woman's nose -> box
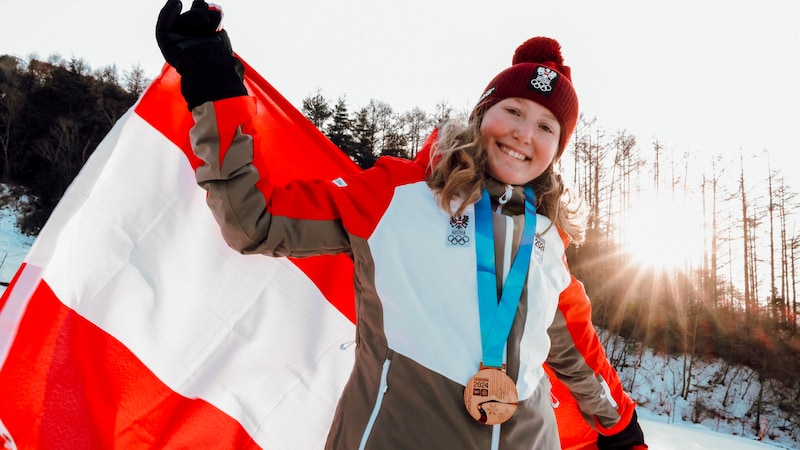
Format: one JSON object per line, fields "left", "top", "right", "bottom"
{"left": 513, "top": 122, "right": 535, "bottom": 144}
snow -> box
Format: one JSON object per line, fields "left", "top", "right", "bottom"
{"left": 639, "top": 413, "right": 788, "bottom": 449}
{"left": 0, "top": 185, "right": 796, "bottom": 449}
{"left": 0, "top": 188, "right": 35, "bottom": 292}
{"left": 601, "top": 331, "right": 799, "bottom": 449}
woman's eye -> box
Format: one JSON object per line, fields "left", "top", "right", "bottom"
{"left": 540, "top": 124, "right": 553, "bottom": 133}
{"left": 505, "top": 108, "right": 520, "bottom": 116}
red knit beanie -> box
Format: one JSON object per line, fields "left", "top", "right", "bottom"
{"left": 472, "top": 36, "right": 579, "bottom": 158}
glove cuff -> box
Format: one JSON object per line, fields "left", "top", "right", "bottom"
{"left": 596, "top": 410, "right": 647, "bottom": 450}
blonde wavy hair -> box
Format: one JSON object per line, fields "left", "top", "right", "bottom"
{"left": 425, "top": 115, "right": 586, "bottom": 245}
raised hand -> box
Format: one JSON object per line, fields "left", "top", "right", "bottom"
{"left": 155, "top": 0, "right": 246, "bottom": 109}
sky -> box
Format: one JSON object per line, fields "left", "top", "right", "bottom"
{"left": 3, "top": 0, "right": 799, "bottom": 175}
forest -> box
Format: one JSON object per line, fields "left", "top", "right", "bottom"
{"left": 0, "top": 54, "right": 147, "bottom": 234}
{"left": 2, "top": 53, "right": 799, "bottom": 431}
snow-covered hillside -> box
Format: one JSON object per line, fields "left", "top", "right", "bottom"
{"left": 0, "top": 187, "right": 35, "bottom": 292}
{"left": 601, "top": 330, "right": 798, "bottom": 448}
{"left": 0, "top": 191, "right": 796, "bottom": 449}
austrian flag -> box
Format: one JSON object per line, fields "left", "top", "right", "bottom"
{"left": 0, "top": 60, "right": 360, "bottom": 449}
{"left": 0, "top": 58, "right": 602, "bottom": 450}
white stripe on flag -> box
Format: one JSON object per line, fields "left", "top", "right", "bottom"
{"left": 26, "top": 109, "right": 355, "bottom": 448}
{"left": 0, "top": 264, "right": 41, "bottom": 368}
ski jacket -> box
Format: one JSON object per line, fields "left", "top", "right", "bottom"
{"left": 189, "top": 96, "right": 636, "bottom": 449}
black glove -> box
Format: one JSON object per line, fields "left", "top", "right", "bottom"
{"left": 596, "top": 410, "right": 648, "bottom": 450}
{"left": 155, "top": 0, "right": 247, "bottom": 109}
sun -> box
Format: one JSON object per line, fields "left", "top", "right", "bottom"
{"left": 618, "top": 192, "right": 707, "bottom": 270}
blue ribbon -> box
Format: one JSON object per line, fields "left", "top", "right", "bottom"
{"left": 474, "top": 186, "right": 536, "bottom": 368}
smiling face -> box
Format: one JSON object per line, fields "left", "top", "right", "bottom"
{"left": 479, "top": 98, "right": 561, "bottom": 186}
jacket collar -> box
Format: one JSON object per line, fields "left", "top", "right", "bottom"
{"left": 485, "top": 177, "right": 526, "bottom": 216}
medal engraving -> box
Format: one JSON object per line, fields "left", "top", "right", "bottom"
{"left": 464, "top": 367, "right": 518, "bottom": 425}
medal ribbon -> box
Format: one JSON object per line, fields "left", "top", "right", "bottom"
{"left": 475, "top": 186, "right": 536, "bottom": 369}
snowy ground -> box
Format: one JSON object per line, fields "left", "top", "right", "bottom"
{"left": 0, "top": 190, "right": 796, "bottom": 449}
{"left": 601, "top": 330, "right": 799, "bottom": 449}
{"left": 0, "top": 199, "right": 35, "bottom": 291}
{"left": 638, "top": 412, "right": 790, "bottom": 449}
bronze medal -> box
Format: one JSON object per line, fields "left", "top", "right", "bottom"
{"left": 463, "top": 365, "right": 518, "bottom": 425}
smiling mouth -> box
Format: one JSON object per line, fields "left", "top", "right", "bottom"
{"left": 499, "top": 144, "right": 529, "bottom": 161}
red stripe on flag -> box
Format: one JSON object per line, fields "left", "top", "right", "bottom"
{"left": 135, "top": 62, "right": 360, "bottom": 184}
{"left": 134, "top": 62, "right": 360, "bottom": 324}
{"left": 0, "top": 280, "right": 261, "bottom": 449}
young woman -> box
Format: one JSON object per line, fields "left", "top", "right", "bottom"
{"left": 156, "top": 1, "right": 648, "bottom": 448}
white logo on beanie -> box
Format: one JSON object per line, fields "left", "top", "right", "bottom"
{"left": 477, "top": 86, "right": 496, "bottom": 103}
{"left": 530, "top": 67, "right": 557, "bottom": 93}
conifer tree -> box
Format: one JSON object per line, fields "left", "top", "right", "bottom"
{"left": 301, "top": 88, "right": 332, "bottom": 129}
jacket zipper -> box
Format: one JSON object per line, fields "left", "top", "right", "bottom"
{"left": 489, "top": 215, "right": 514, "bottom": 450}
{"left": 358, "top": 359, "right": 391, "bottom": 450}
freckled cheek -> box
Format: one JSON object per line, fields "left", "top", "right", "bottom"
{"left": 534, "top": 136, "right": 559, "bottom": 160}
{"left": 478, "top": 117, "right": 506, "bottom": 140}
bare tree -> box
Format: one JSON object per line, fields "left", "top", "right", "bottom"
{"left": 400, "top": 107, "right": 432, "bottom": 158}
{"left": 95, "top": 64, "right": 119, "bottom": 85}
{"left": 607, "top": 129, "right": 639, "bottom": 246}
{"left": 652, "top": 139, "right": 663, "bottom": 193}
{"left": 766, "top": 157, "right": 780, "bottom": 321}
{"left": 124, "top": 64, "right": 150, "bottom": 98}
{"left": 703, "top": 157, "right": 725, "bottom": 309}
{"left": 361, "top": 99, "right": 395, "bottom": 157}
{"left": 792, "top": 233, "right": 800, "bottom": 333}
{"left": 0, "top": 56, "right": 23, "bottom": 180}
{"left": 35, "top": 117, "right": 95, "bottom": 193}
{"left": 739, "top": 155, "right": 756, "bottom": 320}
{"left": 67, "top": 56, "right": 90, "bottom": 76}
{"left": 575, "top": 120, "right": 610, "bottom": 234}
{"left": 776, "top": 176, "right": 798, "bottom": 328}
{"left": 430, "top": 101, "right": 453, "bottom": 126}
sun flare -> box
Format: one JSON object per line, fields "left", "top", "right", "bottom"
{"left": 618, "top": 192, "right": 707, "bottom": 270}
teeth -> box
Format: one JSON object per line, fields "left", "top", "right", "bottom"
{"left": 500, "top": 144, "right": 528, "bottom": 161}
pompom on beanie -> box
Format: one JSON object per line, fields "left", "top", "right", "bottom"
{"left": 472, "top": 36, "right": 579, "bottom": 158}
